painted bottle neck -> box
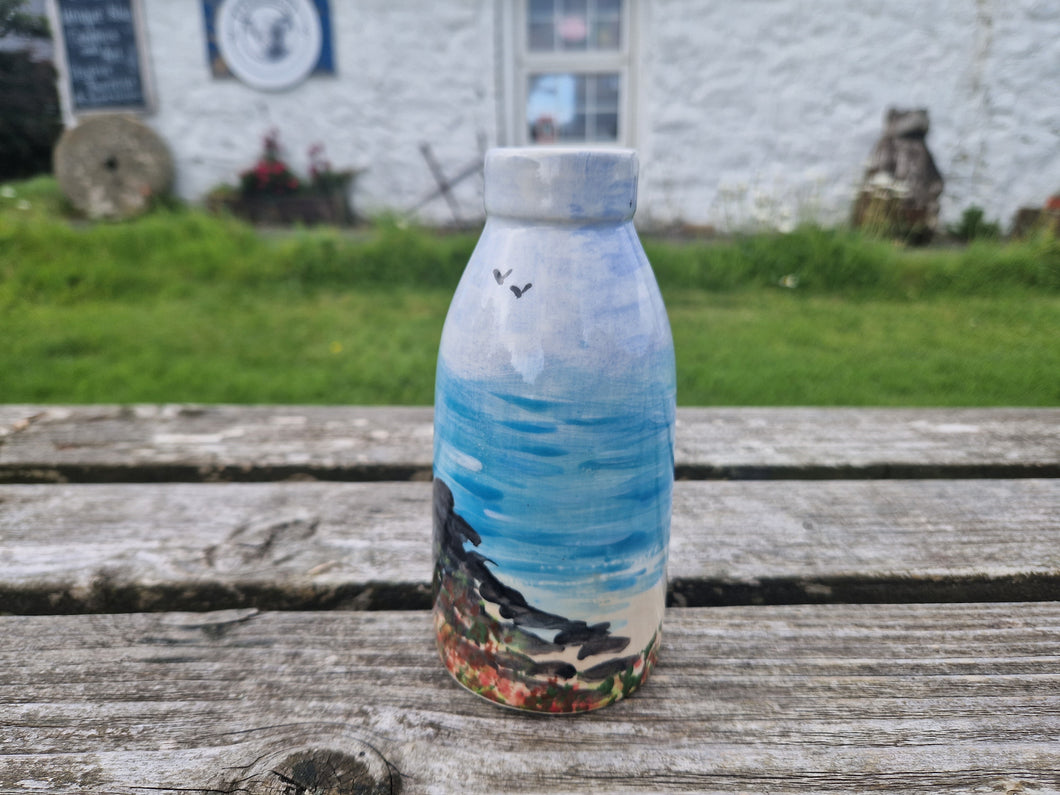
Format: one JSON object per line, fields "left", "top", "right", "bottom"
{"left": 483, "top": 147, "right": 638, "bottom": 223}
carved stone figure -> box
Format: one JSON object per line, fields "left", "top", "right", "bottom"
{"left": 852, "top": 108, "right": 944, "bottom": 243}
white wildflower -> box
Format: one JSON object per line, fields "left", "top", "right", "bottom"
{"left": 775, "top": 209, "right": 796, "bottom": 234}
{"left": 779, "top": 274, "right": 799, "bottom": 289}
{"left": 0, "top": 186, "right": 15, "bottom": 199}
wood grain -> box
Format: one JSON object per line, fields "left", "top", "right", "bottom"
{"left": 2, "top": 405, "right": 1057, "bottom": 483}
{"left": 2, "top": 604, "right": 1058, "bottom": 793}
{"left": 2, "top": 405, "right": 1058, "bottom": 792}
{"left": 2, "top": 478, "right": 1058, "bottom": 613}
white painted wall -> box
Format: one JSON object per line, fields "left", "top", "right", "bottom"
{"left": 637, "top": 0, "right": 1060, "bottom": 232}
{"left": 69, "top": 0, "right": 500, "bottom": 225}
{"left": 51, "top": 0, "right": 1059, "bottom": 230}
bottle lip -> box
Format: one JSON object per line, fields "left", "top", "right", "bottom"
{"left": 483, "top": 146, "right": 638, "bottom": 222}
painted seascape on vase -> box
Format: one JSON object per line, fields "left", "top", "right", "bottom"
{"left": 433, "top": 148, "right": 675, "bottom": 712}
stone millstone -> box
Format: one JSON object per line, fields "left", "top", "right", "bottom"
{"left": 54, "top": 114, "right": 174, "bottom": 220}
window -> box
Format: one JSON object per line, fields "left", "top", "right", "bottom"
{"left": 505, "top": 0, "right": 635, "bottom": 146}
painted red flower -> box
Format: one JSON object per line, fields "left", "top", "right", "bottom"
{"left": 496, "top": 676, "right": 515, "bottom": 700}
{"left": 477, "top": 666, "right": 499, "bottom": 689}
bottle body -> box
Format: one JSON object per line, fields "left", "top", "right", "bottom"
{"left": 433, "top": 148, "right": 675, "bottom": 712}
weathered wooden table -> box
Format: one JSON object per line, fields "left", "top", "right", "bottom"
{"left": 1, "top": 405, "right": 1058, "bottom": 794}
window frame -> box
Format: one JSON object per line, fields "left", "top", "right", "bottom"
{"left": 501, "top": 0, "right": 638, "bottom": 148}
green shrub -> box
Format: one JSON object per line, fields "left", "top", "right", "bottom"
{"left": 275, "top": 220, "right": 475, "bottom": 290}
{"left": 645, "top": 225, "right": 900, "bottom": 294}
{"left": 0, "top": 51, "right": 62, "bottom": 180}
{"left": 949, "top": 206, "right": 1001, "bottom": 242}
{"left": 2, "top": 178, "right": 1057, "bottom": 306}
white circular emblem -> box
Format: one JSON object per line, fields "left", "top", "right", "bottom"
{"left": 217, "top": 0, "right": 323, "bottom": 92}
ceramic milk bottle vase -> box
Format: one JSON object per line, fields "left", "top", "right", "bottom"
{"left": 432, "top": 147, "right": 675, "bottom": 712}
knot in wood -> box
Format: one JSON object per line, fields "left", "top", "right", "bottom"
{"left": 241, "top": 746, "right": 399, "bottom": 794}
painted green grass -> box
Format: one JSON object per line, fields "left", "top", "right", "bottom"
{"left": 2, "top": 177, "right": 1058, "bottom": 406}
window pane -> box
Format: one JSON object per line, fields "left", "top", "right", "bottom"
{"left": 592, "top": 0, "right": 622, "bottom": 49}
{"left": 566, "top": 112, "right": 587, "bottom": 140}
{"left": 528, "top": 21, "right": 554, "bottom": 51}
{"left": 591, "top": 112, "right": 618, "bottom": 141}
{"left": 528, "top": 0, "right": 553, "bottom": 50}
{"left": 593, "top": 20, "right": 620, "bottom": 49}
{"left": 527, "top": 72, "right": 620, "bottom": 143}
{"left": 526, "top": 0, "right": 621, "bottom": 52}
{"left": 558, "top": 1, "right": 589, "bottom": 52}
{"left": 594, "top": 73, "right": 619, "bottom": 109}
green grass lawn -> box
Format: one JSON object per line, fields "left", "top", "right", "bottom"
{"left": 5, "top": 290, "right": 449, "bottom": 404}
{"left": 2, "top": 177, "right": 1058, "bottom": 406}
{"left": 667, "top": 290, "right": 1058, "bottom": 405}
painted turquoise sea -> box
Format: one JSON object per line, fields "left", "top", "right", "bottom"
{"left": 433, "top": 360, "right": 675, "bottom": 632}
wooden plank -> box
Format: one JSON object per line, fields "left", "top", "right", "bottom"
{"left": 2, "top": 479, "right": 1058, "bottom": 613}
{"left": 674, "top": 406, "right": 1060, "bottom": 479}
{"left": 2, "top": 604, "right": 1058, "bottom": 793}
{"left": 0, "top": 405, "right": 436, "bottom": 483}
{"left": 2, "top": 405, "right": 1058, "bottom": 483}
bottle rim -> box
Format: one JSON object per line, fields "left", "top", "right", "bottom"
{"left": 483, "top": 146, "right": 638, "bottom": 222}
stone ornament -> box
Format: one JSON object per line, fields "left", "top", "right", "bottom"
{"left": 53, "top": 114, "right": 173, "bottom": 220}
{"left": 852, "top": 108, "right": 944, "bottom": 242}
{"left": 433, "top": 147, "right": 676, "bottom": 713}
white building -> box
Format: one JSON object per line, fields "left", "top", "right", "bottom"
{"left": 47, "top": 0, "right": 1060, "bottom": 230}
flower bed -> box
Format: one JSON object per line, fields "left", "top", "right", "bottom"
{"left": 214, "top": 192, "right": 352, "bottom": 226}
{"left": 209, "top": 130, "right": 359, "bottom": 226}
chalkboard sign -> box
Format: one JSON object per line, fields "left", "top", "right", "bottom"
{"left": 56, "top": 0, "right": 149, "bottom": 111}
